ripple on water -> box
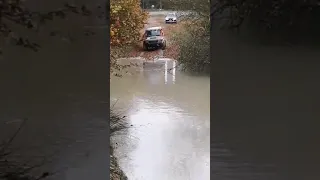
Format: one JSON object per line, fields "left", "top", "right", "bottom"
{"left": 111, "top": 70, "right": 210, "bottom": 180}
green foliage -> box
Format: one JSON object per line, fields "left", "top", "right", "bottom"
{"left": 165, "top": 0, "right": 210, "bottom": 73}
{"left": 163, "top": 0, "right": 210, "bottom": 16}
{"left": 175, "top": 20, "right": 210, "bottom": 73}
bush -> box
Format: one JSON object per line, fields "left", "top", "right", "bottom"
{"left": 164, "top": 0, "right": 210, "bottom": 73}
{"left": 110, "top": 0, "right": 148, "bottom": 76}
{"left": 110, "top": 0, "right": 148, "bottom": 46}
{"left": 175, "top": 20, "right": 210, "bottom": 73}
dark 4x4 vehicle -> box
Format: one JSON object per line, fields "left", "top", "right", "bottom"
{"left": 142, "top": 27, "right": 167, "bottom": 50}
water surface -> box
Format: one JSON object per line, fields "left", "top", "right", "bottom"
{"left": 111, "top": 59, "right": 210, "bottom": 180}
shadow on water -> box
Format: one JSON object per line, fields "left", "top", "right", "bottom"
{"left": 212, "top": 27, "right": 320, "bottom": 179}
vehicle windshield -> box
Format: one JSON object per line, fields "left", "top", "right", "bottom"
{"left": 146, "top": 29, "right": 161, "bottom": 37}
{"left": 167, "top": 13, "right": 175, "bottom": 17}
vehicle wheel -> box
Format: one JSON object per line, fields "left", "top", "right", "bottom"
{"left": 161, "top": 42, "right": 166, "bottom": 50}
{"left": 143, "top": 43, "right": 148, "bottom": 51}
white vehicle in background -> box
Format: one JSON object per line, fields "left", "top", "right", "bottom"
{"left": 165, "top": 12, "right": 177, "bottom": 23}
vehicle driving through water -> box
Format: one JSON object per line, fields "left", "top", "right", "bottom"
{"left": 142, "top": 26, "right": 167, "bottom": 50}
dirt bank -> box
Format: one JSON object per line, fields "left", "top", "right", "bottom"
{"left": 110, "top": 146, "right": 127, "bottom": 180}
{"left": 110, "top": 111, "right": 129, "bottom": 180}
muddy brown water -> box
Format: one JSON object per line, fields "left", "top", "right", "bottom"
{"left": 111, "top": 58, "right": 210, "bottom": 180}
{"left": 111, "top": 45, "right": 320, "bottom": 180}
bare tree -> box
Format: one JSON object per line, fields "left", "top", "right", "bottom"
{"left": 0, "top": 0, "right": 105, "bottom": 54}
{"left": 211, "top": 0, "right": 320, "bottom": 44}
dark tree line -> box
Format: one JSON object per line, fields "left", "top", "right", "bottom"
{"left": 140, "top": 0, "right": 168, "bottom": 9}
{"left": 0, "top": 0, "right": 106, "bottom": 54}
{"left": 211, "top": 0, "right": 320, "bottom": 44}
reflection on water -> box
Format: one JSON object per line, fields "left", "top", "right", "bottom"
{"left": 172, "top": 61, "right": 176, "bottom": 83}
{"left": 122, "top": 99, "right": 209, "bottom": 180}
{"left": 111, "top": 58, "right": 210, "bottom": 180}
{"left": 165, "top": 60, "right": 168, "bottom": 84}
{"left": 112, "top": 51, "right": 320, "bottom": 180}
{"left": 164, "top": 60, "right": 176, "bottom": 84}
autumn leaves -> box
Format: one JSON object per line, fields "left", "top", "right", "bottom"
{"left": 110, "top": 0, "right": 148, "bottom": 46}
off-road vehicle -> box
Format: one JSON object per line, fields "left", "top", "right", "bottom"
{"left": 142, "top": 27, "right": 167, "bottom": 50}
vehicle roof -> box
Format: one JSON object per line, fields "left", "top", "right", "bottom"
{"left": 167, "top": 12, "right": 176, "bottom": 15}
{"left": 146, "top": 27, "right": 162, "bottom": 30}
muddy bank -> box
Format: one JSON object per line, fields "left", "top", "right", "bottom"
{"left": 110, "top": 146, "right": 127, "bottom": 180}
{"left": 110, "top": 112, "right": 128, "bottom": 180}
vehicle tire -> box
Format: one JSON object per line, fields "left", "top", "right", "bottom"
{"left": 161, "top": 42, "right": 166, "bottom": 50}
{"left": 143, "top": 43, "right": 148, "bottom": 51}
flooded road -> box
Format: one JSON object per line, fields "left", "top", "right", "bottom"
{"left": 111, "top": 58, "right": 210, "bottom": 180}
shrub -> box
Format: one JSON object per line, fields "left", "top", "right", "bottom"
{"left": 175, "top": 20, "right": 210, "bottom": 73}
{"left": 110, "top": 0, "right": 148, "bottom": 46}
{"left": 164, "top": 0, "right": 210, "bottom": 73}
{"left": 110, "top": 0, "right": 148, "bottom": 76}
